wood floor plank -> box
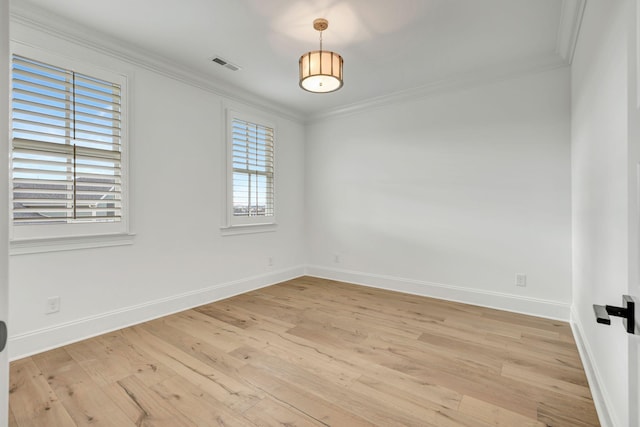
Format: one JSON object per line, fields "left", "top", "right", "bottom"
{"left": 486, "top": 332, "right": 584, "bottom": 369}
{"left": 57, "top": 385, "right": 136, "bottom": 427}
{"left": 64, "top": 338, "right": 138, "bottom": 387}
{"left": 501, "top": 361, "right": 593, "bottom": 400}
{"left": 502, "top": 352, "right": 589, "bottom": 387}
{"left": 242, "top": 396, "right": 325, "bottom": 427}
{"left": 479, "top": 306, "right": 571, "bottom": 329}
{"left": 458, "top": 395, "right": 545, "bottom": 427}
{"left": 235, "top": 346, "right": 461, "bottom": 427}
{"left": 257, "top": 286, "right": 432, "bottom": 339}
{"left": 304, "top": 305, "right": 423, "bottom": 340}
{"left": 353, "top": 335, "right": 542, "bottom": 419}
{"left": 226, "top": 294, "right": 304, "bottom": 325}
{"left": 237, "top": 363, "right": 378, "bottom": 427}
{"left": 249, "top": 320, "right": 465, "bottom": 411}
{"left": 357, "top": 373, "right": 462, "bottom": 412}
{"left": 245, "top": 331, "right": 363, "bottom": 388}
{"left": 125, "top": 324, "right": 263, "bottom": 412}
{"left": 30, "top": 347, "right": 88, "bottom": 400}
{"left": 9, "top": 358, "right": 76, "bottom": 427}
{"left": 9, "top": 276, "right": 601, "bottom": 427}
{"left": 115, "top": 375, "right": 196, "bottom": 426}
{"left": 31, "top": 347, "right": 135, "bottom": 427}
{"left": 194, "top": 304, "right": 261, "bottom": 330}
{"left": 102, "top": 381, "right": 153, "bottom": 426}
{"left": 138, "top": 318, "right": 247, "bottom": 380}
{"left": 164, "top": 310, "right": 257, "bottom": 352}
{"left": 151, "top": 375, "right": 256, "bottom": 426}
{"left": 537, "top": 397, "right": 601, "bottom": 427}
{"left": 205, "top": 300, "right": 296, "bottom": 333}
{"left": 8, "top": 406, "right": 18, "bottom": 427}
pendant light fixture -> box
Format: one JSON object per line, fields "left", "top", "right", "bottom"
{"left": 299, "top": 18, "right": 344, "bottom": 93}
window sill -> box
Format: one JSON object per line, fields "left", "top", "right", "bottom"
{"left": 10, "top": 233, "right": 136, "bottom": 255}
{"left": 220, "top": 223, "right": 277, "bottom": 236}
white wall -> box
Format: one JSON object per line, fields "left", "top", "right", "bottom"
{"left": 571, "top": 1, "right": 631, "bottom": 426}
{"left": 8, "top": 21, "right": 306, "bottom": 358}
{"left": 306, "top": 67, "right": 572, "bottom": 319}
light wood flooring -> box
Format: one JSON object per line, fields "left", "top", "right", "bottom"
{"left": 9, "top": 276, "right": 600, "bottom": 426}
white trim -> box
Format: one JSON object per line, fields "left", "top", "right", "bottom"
{"left": 224, "top": 108, "right": 277, "bottom": 229}
{"left": 9, "top": 42, "right": 132, "bottom": 245}
{"left": 10, "top": 233, "right": 136, "bottom": 255}
{"left": 305, "top": 265, "right": 571, "bottom": 321}
{"left": 556, "top": 0, "right": 587, "bottom": 64}
{"left": 10, "top": 1, "right": 580, "bottom": 124}
{"left": 9, "top": 2, "right": 303, "bottom": 124}
{"left": 7, "top": 266, "right": 305, "bottom": 360}
{"left": 309, "top": 54, "right": 569, "bottom": 123}
{"left": 570, "top": 307, "right": 617, "bottom": 427}
{"left": 220, "top": 223, "right": 277, "bottom": 236}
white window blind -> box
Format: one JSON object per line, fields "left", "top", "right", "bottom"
{"left": 11, "top": 55, "right": 122, "bottom": 225}
{"left": 231, "top": 117, "right": 274, "bottom": 219}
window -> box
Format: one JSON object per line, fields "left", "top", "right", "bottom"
{"left": 10, "top": 50, "right": 129, "bottom": 244}
{"left": 226, "top": 110, "right": 275, "bottom": 228}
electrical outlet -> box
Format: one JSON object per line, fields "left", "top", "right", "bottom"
{"left": 515, "top": 273, "right": 527, "bottom": 287}
{"left": 46, "top": 296, "right": 60, "bottom": 314}
{"left": 267, "top": 256, "right": 274, "bottom": 267}
{"left": 334, "top": 253, "right": 340, "bottom": 263}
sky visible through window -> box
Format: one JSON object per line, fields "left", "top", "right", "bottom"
{"left": 232, "top": 118, "right": 274, "bottom": 217}
{"left": 11, "top": 55, "right": 122, "bottom": 224}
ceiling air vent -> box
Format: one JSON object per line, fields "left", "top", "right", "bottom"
{"left": 211, "top": 56, "right": 241, "bottom": 72}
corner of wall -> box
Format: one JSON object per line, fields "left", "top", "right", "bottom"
{"left": 307, "top": 265, "right": 571, "bottom": 321}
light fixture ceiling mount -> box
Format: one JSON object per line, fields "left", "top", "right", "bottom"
{"left": 299, "top": 18, "right": 344, "bottom": 93}
{"left": 312, "top": 18, "right": 328, "bottom": 32}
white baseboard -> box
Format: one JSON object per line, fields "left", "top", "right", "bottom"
{"left": 570, "top": 307, "right": 616, "bottom": 427}
{"left": 8, "top": 264, "right": 615, "bottom": 426}
{"left": 8, "top": 265, "right": 572, "bottom": 360}
{"left": 8, "top": 266, "right": 305, "bottom": 360}
{"left": 305, "top": 265, "right": 571, "bottom": 321}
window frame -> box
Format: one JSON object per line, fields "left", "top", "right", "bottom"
{"left": 9, "top": 43, "right": 132, "bottom": 251}
{"left": 223, "top": 108, "right": 277, "bottom": 232}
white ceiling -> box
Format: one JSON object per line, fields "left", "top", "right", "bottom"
{"left": 11, "top": 0, "right": 580, "bottom": 119}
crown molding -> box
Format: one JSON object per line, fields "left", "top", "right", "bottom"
{"left": 556, "top": 0, "right": 586, "bottom": 64}
{"left": 308, "top": 1, "right": 584, "bottom": 122}
{"left": 10, "top": 1, "right": 582, "bottom": 124}
{"left": 309, "top": 53, "right": 569, "bottom": 123}
{"left": 9, "top": 2, "right": 304, "bottom": 124}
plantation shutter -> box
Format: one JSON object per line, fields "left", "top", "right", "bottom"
{"left": 11, "top": 55, "right": 122, "bottom": 224}
{"left": 231, "top": 118, "right": 274, "bottom": 217}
